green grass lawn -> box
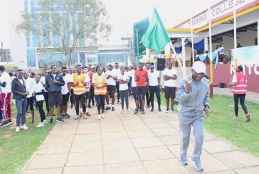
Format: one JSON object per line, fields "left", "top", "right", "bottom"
{"left": 160, "top": 95, "right": 259, "bottom": 158}
{"left": 0, "top": 105, "right": 55, "bottom": 174}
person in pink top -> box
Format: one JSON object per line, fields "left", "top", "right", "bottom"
{"left": 229, "top": 65, "right": 250, "bottom": 122}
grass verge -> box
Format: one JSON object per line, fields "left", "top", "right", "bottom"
{"left": 160, "top": 95, "right": 259, "bottom": 158}
{"left": 0, "top": 106, "right": 55, "bottom": 174}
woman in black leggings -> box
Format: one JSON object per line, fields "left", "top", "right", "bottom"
{"left": 118, "top": 67, "right": 129, "bottom": 114}
{"left": 229, "top": 65, "right": 250, "bottom": 122}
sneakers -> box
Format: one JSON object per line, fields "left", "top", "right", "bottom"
{"left": 36, "top": 122, "right": 45, "bottom": 128}
{"left": 142, "top": 109, "right": 145, "bottom": 114}
{"left": 246, "top": 114, "right": 250, "bottom": 122}
{"left": 117, "top": 100, "right": 120, "bottom": 104}
{"left": 191, "top": 157, "right": 204, "bottom": 172}
{"left": 112, "top": 107, "right": 115, "bottom": 111}
{"left": 165, "top": 108, "right": 169, "bottom": 113}
{"left": 147, "top": 105, "right": 150, "bottom": 108}
{"left": 126, "top": 110, "right": 130, "bottom": 114}
{"left": 43, "top": 120, "right": 48, "bottom": 124}
{"left": 65, "top": 114, "right": 71, "bottom": 119}
{"left": 134, "top": 108, "right": 138, "bottom": 114}
{"left": 16, "top": 127, "right": 20, "bottom": 132}
{"left": 150, "top": 107, "right": 154, "bottom": 112}
{"left": 106, "top": 106, "right": 111, "bottom": 110}
{"left": 97, "top": 115, "right": 102, "bottom": 120}
{"left": 180, "top": 155, "right": 188, "bottom": 166}
{"left": 120, "top": 110, "right": 124, "bottom": 114}
{"left": 101, "top": 114, "right": 105, "bottom": 119}
{"left": 158, "top": 106, "right": 162, "bottom": 112}
{"left": 80, "top": 112, "right": 83, "bottom": 117}
{"left": 50, "top": 118, "right": 54, "bottom": 123}
{"left": 171, "top": 108, "right": 175, "bottom": 114}
{"left": 233, "top": 115, "right": 238, "bottom": 119}
{"left": 75, "top": 115, "right": 79, "bottom": 120}
{"left": 56, "top": 117, "right": 64, "bottom": 122}
{"left": 83, "top": 114, "right": 88, "bottom": 119}
{"left": 0, "top": 120, "right": 12, "bottom": 127}
{"left": 60, "top": 114, "right": 66, "bottom": 119}
{"left": 20, "top": 124, "right": 29, "bottom": 130}
{"left": 86, "top": 112, "right": 91, "bottom": 117}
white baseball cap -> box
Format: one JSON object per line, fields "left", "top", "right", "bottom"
{"left": 192, "top": 61, "right": 206, "bottom": 73}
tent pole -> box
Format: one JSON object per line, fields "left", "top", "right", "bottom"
{"left": 191, "top": 18, "right": 195, "bottom": 64}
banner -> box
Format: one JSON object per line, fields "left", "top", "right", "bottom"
{"left": 231, "top": 45, "right": 259, "bottom": 65}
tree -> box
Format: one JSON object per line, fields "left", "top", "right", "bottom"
{"left": 17, "top": 0, "right": 111, "bottom": 67}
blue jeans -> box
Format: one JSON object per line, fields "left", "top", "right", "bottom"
{"left": 16, "top": 99, "right": 27, "bottom": 127}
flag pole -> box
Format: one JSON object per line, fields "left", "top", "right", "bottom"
{"left": 182, "top": 38, "right": 187, "bottom": 79}
{"left": 208, "top": 7, "right": 214, "bottom": 98}
{"left": 233, "top": 0, "right": 237, "bottom": 72}
{"left": 169, "top": 42, "right": 184, "bottom": 75}
{"left": 191, "top": 18, "right": 195, "bottom": 64}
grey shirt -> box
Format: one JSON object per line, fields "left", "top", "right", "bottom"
{"left": 177, "top": 74, "right": 210, "bottom": 117}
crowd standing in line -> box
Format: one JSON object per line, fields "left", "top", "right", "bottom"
{"left": 0, "top": 61, "right": 251, "bottom": 172}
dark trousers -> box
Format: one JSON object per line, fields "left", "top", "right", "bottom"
{"left": 95, "top": 95, "right": 105, "bottom": 110}
{"left": 74, "top": 93, "right": 86, "bottom": 115}
{"left": 89, "top": 86, "right": 95, "bottom": 106}
{"left": 43, "top": 92, "right": 50, "bottom": 112}
{"left": 120, "top": 90, "right": 129, "bottom": 109}
{"left": 37, "top": 100, "right": 46, "bottom": 122}
{"left": 234, "top": 94, "right": 248, "bottom": 116}
{"left": 149, "top": 86, "right": 161, "bottom": 108}
{"left": 70, "top": 89, "right": 75, "bottom": 106}
{"left": 146, "top": 86, "right": 151, "bottom": 106}
{"left": 16, "top": 99, "right": 27, "bottom": 127}
{"left": 116, "top": 82, "right": 120, "bottom": 100}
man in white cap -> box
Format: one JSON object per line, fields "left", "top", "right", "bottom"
{"left": 177, "top": 61, "right": 210, "bottom": 172}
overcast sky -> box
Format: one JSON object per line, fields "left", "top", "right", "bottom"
{"left": 102, "top": 0, "right": 222, "bottom": 44}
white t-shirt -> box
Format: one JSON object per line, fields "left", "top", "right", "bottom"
{"left": 25, "top": 77, "right": 35, "bottom": 98}
{"left": 0, "top": 72, "right": 11, "bottom": 93}
{"left": 113, "top": 68, "right": 121, "bottom": 81}
{"left": 40, "top": 76, "right": 45, "bottom": 85}
{"left": 34, "top": 82, "right": 44, "bottom": 101}
{"left": 148, "top": 71, "right": 159, "bottom": 86}
{"left": 61, "top": 74, "right": 71, "bottom": 95}
{"left": 105, "top": 69, "right": 116, "bottom": 86}
{"left": 84, "top": 73, "right": 90, "bottom": 92}
{"left": 130, "top": 70, "right": 136, "bottom": 87}
{"left": 162, "top": 68, "right": 177, "bottom": 87}
{"left": 118, "top": 74, "right": 129, "bottom": 91}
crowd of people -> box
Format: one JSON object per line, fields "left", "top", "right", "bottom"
{"left": 0, "top": 61, "right": 179, "bottom": 131}
{"left": 0, "top": 60, "right": 251, "bottom": 172}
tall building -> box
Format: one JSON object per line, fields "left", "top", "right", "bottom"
{"left": 133, "top": 18, "right": 149, "bottom": 57}
{"left": 24, "top": 0, "right": 98, "bottom": 68}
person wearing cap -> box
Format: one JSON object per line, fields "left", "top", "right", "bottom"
{"left": 114, "top": 62, "right": 121, "bottom": 104}
{"left": 148, "top": 65, "right": 161, "bottom": 112}
{"left": 177, "top": 61, "right": 210, "bottom": 171}
{"left": 105, "top": 64, "right": 117, "bottom": 111}
{"left": 229, "top": 65, "right": 250, "bottom": 122}
{"left": 162, "top": 61, "right": 177, "bottom": 114}
{"left": 88, "top": 65, "right": 96, "bottom": 108}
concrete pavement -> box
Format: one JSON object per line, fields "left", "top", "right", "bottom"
{"left": 21, "top": 98, "right": 259, "bottom": 174}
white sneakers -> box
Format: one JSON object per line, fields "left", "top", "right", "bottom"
{"left": 43, "top": 120, "right": 48, "bottom": 124}
{"left": 16, "top": 127, "right": 20, "bottom": 132}
{"left": 98, "top": 114, "right": 105, "bottom": 120}
{"left": 36, "top": 122, "right": 45, "bottom": 128}
{"left": 20, "top": 124, "right": 29, "bottom": 130}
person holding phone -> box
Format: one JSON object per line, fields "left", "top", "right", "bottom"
{"left": 177, "top": 61, "right": 210, "bottom": 171}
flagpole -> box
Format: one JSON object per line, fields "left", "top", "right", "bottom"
{"left": 182, "top": 38, "right": 187, "bottom": 79}
{"left": 191, "top": 18, "right": 195, "bottom": 64}
{"left": 169, "top": 42, "right": 184, "bottom": 74}
{"left": 208, "top": 7, "right": 214, "bottom": 98}
{"left": 233, "top": 0, "right": 237, "bottom": 71}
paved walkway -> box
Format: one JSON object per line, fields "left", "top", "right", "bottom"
{"left": 21, "top": 98, "right": 259, "bottom": 174}
{"left": 214, "top": 87, "right": 259, "bottom": 104}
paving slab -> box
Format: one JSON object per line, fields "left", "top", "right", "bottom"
{"left": 21, "top": 98, "right": 259, "bottom": 174}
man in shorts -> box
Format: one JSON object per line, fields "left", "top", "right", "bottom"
{"left": 105, "top": 64, "right": 117, "bottom": 111}
{"left": 163, "top": 61, "right": 177, "bottom": 113}
{"left": 45, "top": 65, "right": 65, "bottom": 123}
{"left": 60, "top": 67, "right": 71, "bottom": 119}
{"left": 134, "top": 63, "right": 148, "bottom": 114}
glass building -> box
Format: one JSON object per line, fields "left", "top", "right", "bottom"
{"left": 24, "top": 0, "right": 98, "bottom": 67}
{"left": 133, "top": 18, "right": 149, "bottom": 57}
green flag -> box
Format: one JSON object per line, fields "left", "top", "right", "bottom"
{"left": 141, "top": 8, "right": 170, "bottom": 53}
